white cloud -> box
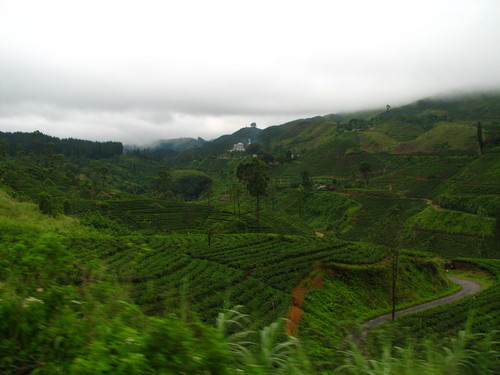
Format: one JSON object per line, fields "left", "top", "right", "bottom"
{"left": 1, "top": 0, "right": 500, "bottom": 144}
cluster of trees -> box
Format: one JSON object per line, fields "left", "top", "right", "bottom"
{"left": 236, "top": 159, "right": 270, "bottom": 232}
{"left": 0, "top": 131, "right": 123, "bottom": 159}
{"left": 152, "top": 167, "right": 213, "bottom": 201}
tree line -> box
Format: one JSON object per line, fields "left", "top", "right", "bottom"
{"left": 0, "top": 131, "right": 123, "bottom": 159}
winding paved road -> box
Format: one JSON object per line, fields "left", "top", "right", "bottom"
{"left": 361, "top": 276, "right": 483, "bottom": 330}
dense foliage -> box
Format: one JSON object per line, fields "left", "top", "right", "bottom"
{"left": 0, "top": 130, "right": 123, "bottom": 159}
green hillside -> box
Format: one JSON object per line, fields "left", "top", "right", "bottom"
{"left": 1, "top": 92, "right": 499, "bottom": 374}
{"left": 394, "top": 122, "right": 476, "bottom": 154}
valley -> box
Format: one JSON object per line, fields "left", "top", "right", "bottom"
{"left": 0, "top": 92, "right": 499, "bottom": 374}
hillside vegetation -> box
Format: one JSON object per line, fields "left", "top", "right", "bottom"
{"left": 0, "top": 92, "right": 499, "bottom": 374}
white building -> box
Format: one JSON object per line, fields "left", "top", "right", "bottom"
{"left": 230, "top": 142, "right": 245, "bottom": 152}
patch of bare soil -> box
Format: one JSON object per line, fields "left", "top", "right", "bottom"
{"left": 286, "top": 269, "right": 324, "bottom": 336}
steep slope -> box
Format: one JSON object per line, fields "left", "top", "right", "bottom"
{"left": 169, "top": 93, "right": 500, "bottom": 179}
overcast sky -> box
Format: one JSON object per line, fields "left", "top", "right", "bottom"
{"left": 1, "top": 0, "right": 500, "bottom": 145}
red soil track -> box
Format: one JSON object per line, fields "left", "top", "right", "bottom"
{"left": 286, "top": 269, "right": 325, "bottom": 336}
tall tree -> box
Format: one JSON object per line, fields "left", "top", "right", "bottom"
{"left": 295, "top": 184, "right": 305, "bottom": 218}
{"left": 490, "top": 212, "right": 500, "bottom": 259}
{"left": 152, "top": 166, "right": 173, "bottom": 199}
{"left": 38, "top": 191, "right": 62, "bottom": 217}
{"left": 230, "top": 180, "right": 244, "bottom": 216}
{"left": 0, "top": 138, "right": 8, "bottom": 160}
{"left": 267, "top": 179, "right": 278, "bottom": 211}
{"left": 86, "top": 161, "right": 109, "bottom": 199}
{"left": 301, "top": 170, "right": 312, "bottom": 189}
{"left": 371, "top": 202, "right": 407, "bottom": 321}
{"left": 201, "top": 185, "right": 214, "bottom": 215}
{"left": 477, "top": 121, "right": 485, "bottom": 155}
{"left": 359, "top": 162, "right": 372, "bottom": 184}
{"left": 236, "top": 159, "right": 269, "bottom": 232}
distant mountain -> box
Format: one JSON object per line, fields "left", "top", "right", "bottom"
{"left": 125, "top": 137, "right": 207, "bottom": 158}
{"left": 177, "top": 126, "right": 263, "bottom": 159}
{"left": 375, "top": 91, "right": 500, "bottom": 121}
{"left": 174, "top": 91, "right": 500, "bottom": 162}
{"left": 151, "top": 137, "right": 206, "bottom": 151}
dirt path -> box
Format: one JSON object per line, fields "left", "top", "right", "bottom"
{"left": 361, "top": 276, "right": 483, "bottom": 330}
{"left": 286, "top": 269, "right": 325, "bottom": 336}
{"left": 422, "top": 198, "right": 443, "bottom": 210}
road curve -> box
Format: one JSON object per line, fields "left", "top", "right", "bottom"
{"left": 361, "top": 276, "right": 483, "bottom": 330}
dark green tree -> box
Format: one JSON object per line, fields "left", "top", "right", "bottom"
{"left": 0, "top": 138, "right": 8, "bottom": 160}
{"left": 477, "top": 121, "right": 485, "bottom": 155}
{"left": 259, "top": 152, "right": 275, "bottom": 164}
{"left": 38, "top": 191, "right": 62, "bottom": 217}
{"left": 246, "top": 142, "right": 261, "bottom": 155}
{"left": 491, "top": 212, "right": 500, "bottom": 258}
{"left": 267, "top": 179, "right": 278, "bottom": 211}
{"left": 236, "top": 159, "right": 269, "bottom": 232}
{"left": 359, "top": 162, "right": 372, "bottom": 184}
{"left": 371, "top": 202, "right": 407, "bottom": 321}
{"left": 15, "top": 142, "right": 26, "bottom": 159}
{"left": 152, "top": 166, "right": 173, "bottom": 198}
{"left": 230, "top": 180, "right": 244, "bottom": 216}
{"left": 86, "top": 161, "right": 109, "bottom": 199}
{"left": 295, "top": 184, "right": 305, "bottom": 218}
{"left": 201, "top": 185, "right": 214, "bottom": 215}
{"left": 30, "top": 130, "right": 45, "bottom": 155}
{"left": 301, "top": 170, "right": 312, "bottom": 189}
{"left": 172, "top": 170, "right": 212, "bottom": 201}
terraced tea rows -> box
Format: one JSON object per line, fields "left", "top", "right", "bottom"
{"left": 341, "top": 195, "right": 427, "bottom": 241}
{"left": 68, "top": 199, "right": 215, "bottom": 230}
{"left": 67, "top": 198, "right": 313, "bottom": 235}
{"left": 412, "top": 230, "right": 490, "bottom": 258}
{"left": 95, "top": 234, "right": 388, "bottom": 325}
{"left": 408, "top": 206, "right": 494, "bottom": 236}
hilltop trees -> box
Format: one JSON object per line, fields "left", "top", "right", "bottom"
{"left": 0, "top": 131, "right": 123, "bottom": 159}
{"left": 236, "top": 159, "right": 269, "bottom": 232}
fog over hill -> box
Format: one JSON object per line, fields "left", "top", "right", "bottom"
{"left": 1, "top": 1, "right": 500, "bottom": 144}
